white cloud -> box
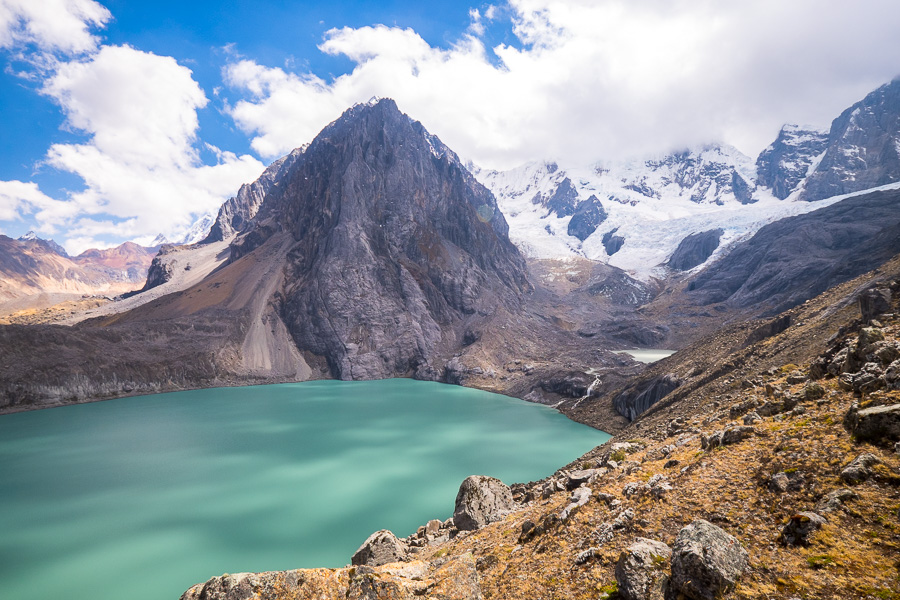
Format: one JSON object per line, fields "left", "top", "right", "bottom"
{"left": 0, "top": 0, "right": 109, "bottom": 54}
{"left": 1, "top": 44, "right": 265, "bottom": 252}
{"left": 223, "top": 0, "right": 900, "bottom": 170}
{"left": 0, "top": 179, "right": 70, "bottom": 223}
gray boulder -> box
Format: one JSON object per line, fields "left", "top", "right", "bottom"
{"left": 779, "top": 512, "right": 826, "bottom": 547}
{"left": 722, "top": 426, "right": 755, "bottom": 445}
{"left": 615, "top": 537, "right": 672, "bottom": 600}
{"left": 840, "top": 453, "right": 882, "bottom": 484}
{"left": 846, "top": 403, "right": 900, "bottom": 446}
{"left": 560, "top": 487, "right": 592, "bottom": 521}
{"left": 816, "top": 488, "right": 858, "bottom": 513}
{"left": 453, "top": 475, "right": 514, "bottom": 531}
{"left": 669, "top": 520, "right": 749, "bottom": 600}
{"left": 859, "top": 287, "right": 893, "bottom": 323}
{"left": 351, "top": 529, "right": 409, "bottom": 567}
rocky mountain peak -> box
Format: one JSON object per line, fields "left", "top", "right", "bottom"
{"left": 755, "top": 124, "right": 829, "bottom": 199}
{"left": 16, "top": 231, "right": 68, "bottom": 257}
{"left": 801, "top": 78, "right": 900, "bottom": 201}
{"left": 230, "top": 98, "right": 529, "bottom": 380}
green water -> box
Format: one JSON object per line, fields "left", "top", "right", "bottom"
{"left": 0, "top": 379, "right": 608, "bottom": 600}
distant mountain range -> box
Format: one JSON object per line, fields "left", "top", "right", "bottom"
{"left": 474, "top": 79, "right": 900, "bottom": 280}
{"left": 0, "top": 233, "right": 158, "bottom": 318}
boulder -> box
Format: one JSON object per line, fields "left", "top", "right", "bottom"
{"left": 615, "top": 538, "right": 672, "bottom": 600}
{"left": 669, "top": 520, "right": 749, "bottom": 600}
{"left": 742, "top": 411, "right": 762, "bottom": 425}
{"left": 779, "top": 512, "right": 826, "bottom": 547}
{"left": 351, "top": 529, "right": 409, "bottom": 567}
{"left": 859, "top": 287, "right": 892, "bottom": 323}
{"left": 846, "top": 403, "right": 900, "bottom": 446}
{"left": 840, "top": 453, "right": 882, "bottom": 485}
{"left": 566, "top": 469, "right": 599, "bottom": 490}
{"left": 769, "top": 470, "right": 805, "bottom": 494}
{"left": 816, "top": 488, "right": 858, "bottom": 513}
{"left": 803, "top": 382, "right": 826, "bottom": 401}
{"left": 560, "top": 487, "right": 592, "bottom": 521}
{"left": 453, "top": 475, "right": 514, "bottom": 531}
{"left": 722, "top": 426, "right": 755, "bottom": 445}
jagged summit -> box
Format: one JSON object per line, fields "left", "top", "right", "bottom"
{"left": 16, "top": 231, "right": 68, "bottom": 257}
{"left": 801, "top": 78, "right": 900, "bottom": 201}
{"left": 224, "top": 96, "right": 529, "bottom": 380}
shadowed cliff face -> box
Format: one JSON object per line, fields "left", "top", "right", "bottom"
{"left": 232, "top": 99, "right": 531, "bottom": 380}
{"left": 683, "top": 189, "right": 900, "bottom": 316}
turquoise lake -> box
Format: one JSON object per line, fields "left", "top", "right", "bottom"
{"left": 0, "top": 379, "right": 609, "bottom": 600}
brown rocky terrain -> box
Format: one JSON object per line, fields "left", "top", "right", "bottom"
{"left": 0, "top": 235, "right": 158, "bottom": 322}
{"left": 181, "top": 252, "right": 900, "bottom": 600}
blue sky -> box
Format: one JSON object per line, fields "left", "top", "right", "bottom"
{"left": 1, "top": 0, "right": 899, "bottom": 253}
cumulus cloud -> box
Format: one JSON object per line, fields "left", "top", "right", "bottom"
{"left": 0, "top": 3, "right": 266, "bottom": 252}
{"left": 0, "top": 0, "right": 109, "bottom": 54}
{"left": 29, "top": 45, "right": 265, "bottom": 251}
{"left": 224, "top": 0, "right": 900, "bottom": 170}
{"left": 0, "top": 180, "right": 70, "bottom": 222}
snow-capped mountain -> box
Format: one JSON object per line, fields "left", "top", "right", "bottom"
{"left": 801, "top": 79, "right": 900, "bottom": 201}
{"left": 474, "top": 143, "right": 837, "bottom": 279}
{"left": 755, "top": 125, "right": 829, "bottom": 199}
{"left": 476, "top": 77, "right": 900, "bottom": 281}
{"left": 176, "top": 212, "right": 216, "bottom": 245}
{"left": 17, "top": 231, "right": 69, "bottom": 257}
{"left": 147, "top": 211, "right": 217, "bottom": 248}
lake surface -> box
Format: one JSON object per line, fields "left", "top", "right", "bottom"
{"left": 0, "top": 379, "right": 608, "bottom": 600}
{"left": 613, "top": 349, "right": 677, "bottom": 363}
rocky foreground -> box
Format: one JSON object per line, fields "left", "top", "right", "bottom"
{"left": 182, "top": 271, "right": 900, "bottom": 598}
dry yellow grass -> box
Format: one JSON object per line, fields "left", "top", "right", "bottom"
{"left": 421, "top": 322, "right": 900, "bottom": 600}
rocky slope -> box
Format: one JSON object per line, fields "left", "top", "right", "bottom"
{"left": 181, "top": 249, "right": 900, "bottom": 600}
{"left": 202, "top": 147, "right": 305, "bottom": 243}
{"left": 683, "top": 187, "right": 900, "bottom": 316}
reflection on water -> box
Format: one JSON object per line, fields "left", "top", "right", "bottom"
{"left": 0, "top": 379, "right": 608, "bottom": 600}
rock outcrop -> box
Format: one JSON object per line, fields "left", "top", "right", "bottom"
{"left": 755, "top": 125, "right": 829, "bottom": 199}
{"left": 602, "top": 228, "right": 625, "bottom": 256}
{"left": 567, "top": 194, "right": 606, "bottom": 241}
{"left": 615, "top": 537, "right": 671, "bottom": 600}
{"left": 802, "top": 79, "right": 900, "bottom": 202}
{"left": 667, "top": 229, "right": 724, "bottom": 271}
{"left": 351, "top": 529, "right": 409, "bottom": 567}
{"left": 613, "top": 374, "right": 681, "bottom": 422}
{"left": 846, "top": 403, "right": 900, "bottom": 446}
{"left": 669, "top": 520, "right": 749, "bottom": 600}
{"left": 453, "top": 475, "right": 514, "bottom": 531}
